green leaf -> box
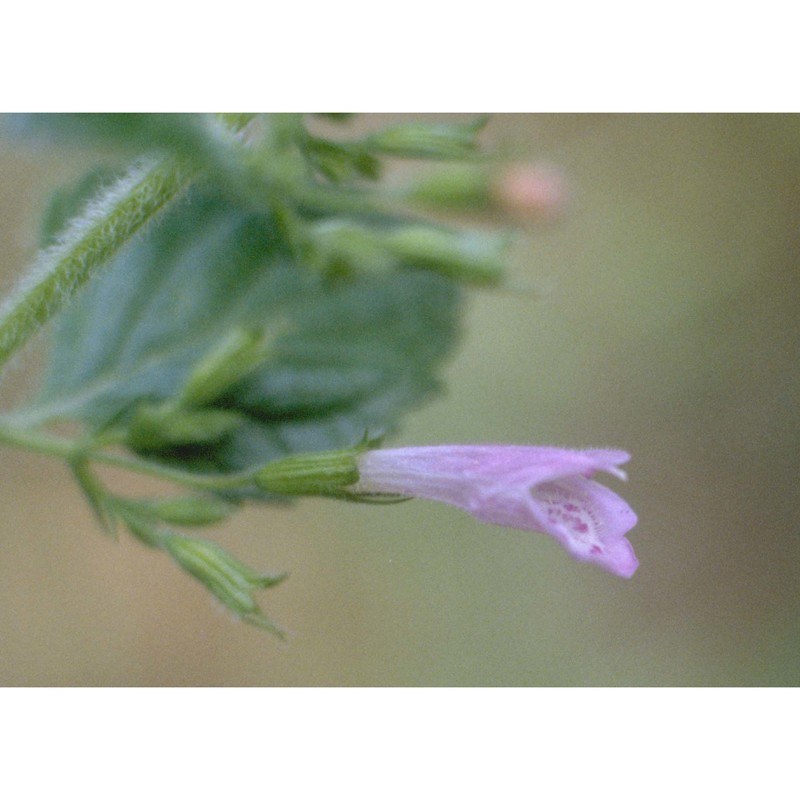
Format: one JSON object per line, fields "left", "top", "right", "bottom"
{"left": 6, "top": 113, "right": 225, "bottom": 160}
{"left": 9, "top": 114, "right": 265, "bottom": 217}
{"left": 35, "top": 185, "right": 461, "bottom": 475}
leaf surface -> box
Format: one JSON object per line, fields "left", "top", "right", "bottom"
{"left": 38, "top": 187, "right": 461, "bottom": 472}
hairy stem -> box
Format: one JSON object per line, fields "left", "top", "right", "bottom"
{"left": 0, "top": 157, "right": 193, "bottom": 372}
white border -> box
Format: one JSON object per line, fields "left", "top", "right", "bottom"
{"left": 2, "top": 689, "right": 797, "bottom": 797}
{"left": 3, "top": 3, "right": 796, "bottom": 111}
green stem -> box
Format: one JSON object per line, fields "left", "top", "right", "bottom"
{"left": 0, "top": 424, "right": 255, "bottom": 492}
{"left": 92, "top": 450, "right": 255, "bottom": 491}
{"left": 0, "top": 424, "right": 75, "bottom": 459}
{"left": 0, "top": 156, "right": 193, "bottom": 372}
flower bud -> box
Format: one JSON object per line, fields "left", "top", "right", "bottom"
{"left": 491, "top": 163, "right": 568, "bottom": 223}
{"left": 147, "top": 496, "right": 237, "bottom": 527}
{"left": 127, "top": 403, "right": 241, "bottom": 451}
{"left": 308, "top": 219, "right": 394, "bottom": 276}
{"left": 405, "top": 164, "right": 492, "bottom": 210}
{"left": 383, "top": 226, "right": 506, "bottom": 286}
{"left": 364, "top": 118, "right": 487, "bottom": 160}
{"left": 181, "top": 327, "right": 272, "bottom": 407}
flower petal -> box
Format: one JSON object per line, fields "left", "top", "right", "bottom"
{"left": 353, "top": 445, "right": 639, "bottom": 577}
{"left": 528, "top": 476, "right": 638, "bottom": 577}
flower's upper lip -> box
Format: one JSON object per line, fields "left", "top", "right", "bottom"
{"left": 434, "top": 446, "right": 631, "bottom": 486}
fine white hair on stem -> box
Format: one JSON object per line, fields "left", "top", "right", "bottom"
{"left": 0, "top": 156, "right": 188, "bottom": 372}
{"left": 1, "top": 159, "right": 152, "bottom": 307}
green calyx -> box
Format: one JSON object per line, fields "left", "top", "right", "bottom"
{"left": 306, "top": 218, "right": 507, "bottom": 286}
{"left": 362, "top": 117, "right": 488, "bottom": 160}
{"left": 254, "top": 445, "right": 365, "bottom": 497}
{"left": 164, "top": 535, "right": 288, "bottom": 634}
{"left": 126, "top": 402, "right": 242, "bottom": 451}
{"left": 383, "top": 226, "right": 507, "bottom": 287}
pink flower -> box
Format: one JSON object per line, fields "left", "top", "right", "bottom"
{"left": 351, "top": 446, "right": 639, "bottom": 578}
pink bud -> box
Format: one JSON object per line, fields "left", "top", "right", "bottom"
{"left": 492, "top": 163, "right": 569, "bottom": 223}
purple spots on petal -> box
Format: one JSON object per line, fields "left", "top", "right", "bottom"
{"left": 534, "top": 481, "right": 603, "bottom": 540}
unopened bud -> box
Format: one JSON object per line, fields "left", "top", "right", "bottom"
{"left": 405, "top": 164, "right": 492, "bottom": 210}
{"left": 364, "top": 118, "right": 488, "bottom": 160}
{"left": 491, "top": 163, "right": 568, "bottom": 223}
{"left": 148, "top": 496, "right": 237, "bottom": 527}
{"left": 383, "top": 226, "right": 506, "bottom": 286}
{"left": 308, "top": 219, "right": 393, "bottom": 276}
{"left": 181, "top": 328, "right": 272, "bottom": 407}
{"left": 127, "top": 403, "right": 241, "bottom": 451}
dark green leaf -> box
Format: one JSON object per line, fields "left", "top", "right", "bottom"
{"left": 10, "top": 114, "right": 266, "bottom": 217}
{"left": 5, "top": 113, "right": 219, "bottom": 160}
{"left": 36, "top": 185, "right": 461, "bottom": 474}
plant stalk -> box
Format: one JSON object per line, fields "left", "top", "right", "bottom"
{"left": 0, "top": 157, "right": 193, "bottom": 373}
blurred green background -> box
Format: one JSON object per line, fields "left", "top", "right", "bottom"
{"left": 0, "top": 114, "right": 798, "bottom": 686}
